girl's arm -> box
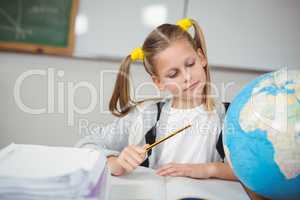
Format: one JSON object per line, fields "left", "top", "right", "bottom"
{"left": 75, "top": 117, "right": 129, "bottom": 157}
{"left": 200, "top": 162, "right": 237, "bottom": 180}
{"left": 75, "top": 106, "right": 139, "bottom": 161}
{"left": 156, "top": 162, "right": 238, "bottom": 181}
{"left": 75, "top": 105, "right": 150, "bottom": 176}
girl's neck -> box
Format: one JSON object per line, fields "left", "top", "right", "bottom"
{"left": 171, "top": 97, "right": 203, "bottom": 109}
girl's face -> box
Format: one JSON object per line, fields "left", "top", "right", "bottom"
{"left": 152, "top": 40, "right": 207, "bottom": 102}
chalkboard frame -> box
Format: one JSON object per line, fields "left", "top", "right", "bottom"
{"left": 0, "top": 0, "right": 78, "bottom": 56}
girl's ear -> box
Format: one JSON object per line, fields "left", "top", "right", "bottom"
{"left": 197, "top": 48, "right": 207, "bottom": 67}
{"left": 152, "top": 75, "right": 165, "bottom": 91}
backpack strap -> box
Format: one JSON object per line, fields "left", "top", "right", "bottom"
{"left": 140, "top": 101, "right": 165, "bottom": 167}
{"left": 216, "top": 102, "right": 230, "bottom": 161}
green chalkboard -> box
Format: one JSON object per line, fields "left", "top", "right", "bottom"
{"left": 0, "top": 0, "right": 78, "bottom": 56}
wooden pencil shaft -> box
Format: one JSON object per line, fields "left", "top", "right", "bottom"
{"left": 145, "top": 124, "right": 191, "bottom": 152}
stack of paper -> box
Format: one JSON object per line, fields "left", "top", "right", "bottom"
{"left": 0, "top": 143, "right": 108, "bottom": 200}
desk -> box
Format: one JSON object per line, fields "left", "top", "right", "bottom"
{"left": 105, "top": 167, "right": 251, "bottom": 200}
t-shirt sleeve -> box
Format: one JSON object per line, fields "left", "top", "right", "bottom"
{"left": 74, "top": 106, "right": 139, "bottom": 157}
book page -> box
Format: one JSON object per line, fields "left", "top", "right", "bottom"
{"left": 108, "top": 167, "right": 166, "bottom": 200}
{"left": 166, "top": 176, "right": 250, "bottom": 200}
{"left": 0, "top": 143, "right": 104, "bottom": 179}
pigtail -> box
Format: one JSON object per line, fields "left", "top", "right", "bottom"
{"left": 203, "top": 68, "right": 215, "bottom": 111}
{"left": 190, "top": 19, "right": 207, "bottom": 59}
{"left": 190, "top": 19, "right": 215, "bottom": 111}
{"left": 109, "top": 55, "right": 134, "bottom": 117}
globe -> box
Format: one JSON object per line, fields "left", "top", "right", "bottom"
{"left": 223, "top": 68, "right": 300, "bottom": 200}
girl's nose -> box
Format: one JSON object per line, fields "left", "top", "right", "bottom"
{"left": 183, "top": 70, "right": 192, "bottom": 83}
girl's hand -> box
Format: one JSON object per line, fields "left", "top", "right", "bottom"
{"left": 156, "top": 163, "right": 212, "bottom": 179}
{"left": 107, "top": 145, "right": 149, "bottom": 176}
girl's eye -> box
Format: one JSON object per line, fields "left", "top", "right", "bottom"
{"left": 167, "top": 71, "right": 177, "bottom": 78}
{"left": 186, "top": 61, "right": 195, "bottom": 67}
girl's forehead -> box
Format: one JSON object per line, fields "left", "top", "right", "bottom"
{"left": 154, "top": 40, "right": 196, "bottom": 72}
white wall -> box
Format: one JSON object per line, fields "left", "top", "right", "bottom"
{"left": 74, "top": 0, "right": 184, "bottom": 58}
{"left": 0, "top": 52, "right": 263, "bottom": 148}
{"left": 3, "top": 0, "right": 298, "bottom": 149}
{"left": 74, "top": 0, "right": 300, "bottom": 71}
{"left": 187, "top": 0, "right": 300, "bottom": 71}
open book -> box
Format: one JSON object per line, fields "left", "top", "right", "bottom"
{"left": 108, "top": 167, "right": 250, "bottom": 200}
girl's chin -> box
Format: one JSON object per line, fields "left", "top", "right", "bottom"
{"left": 171, "top": 96, "right": 204, "bottom": 108}
{"left": 169, "top": 89, "right": 204, "bottom": 100}
{"left": 181, "top": 91, "right": 204, "bottom": 99}
{"left": 173, "top": 95, "right": 203, "bottom": 102}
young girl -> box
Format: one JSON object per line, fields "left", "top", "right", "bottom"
{"left": 76, "top": 18, "right": 237, "bottom": 180}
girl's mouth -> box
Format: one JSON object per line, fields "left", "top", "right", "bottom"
{"left": 183, "top": 81, "right": 200, "bottom": 92}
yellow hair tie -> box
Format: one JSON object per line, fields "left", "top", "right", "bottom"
{"left": 176, "top": 18, "right": 192, "bottom": 31}
{"left": 130, "top": 47, "right": 144, "bottom": 61}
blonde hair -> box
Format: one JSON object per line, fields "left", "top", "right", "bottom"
{"left": 109, "top": 19, "right": 215, "bottom": 117}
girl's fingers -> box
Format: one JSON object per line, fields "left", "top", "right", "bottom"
{"left": 143, "top": 144, "right": 150, "bottom": 150}
{"left": 117, "top": 158, "right": 134, "bottom": 172}
{"left": 158, "top": 169, "right": 176, "bottom": 176}
{"left": 168, "top": 171, "right": 184, "bottom": 177}
{"left": 157, "top": 167, "right": 177, "bottom": 176}
{"left": 125, "top": 146, "right": 145, "bottom": 163}
{"left": 156, "top": 163, "right": 190, "bottom": 177}
{"left": 134, "top": 145, "right": 147, "bottom": 154}
{"left": 156, "top": 164, "right": 174, "bottom": 173}
{"left": 123, "top": 153, "right": 140, "bottom": 167}
{"left": 117, "top": 145, "right": 149, "bottom": 174}
{"left": 118, "top": 145, "right": 147, "bottom": 169}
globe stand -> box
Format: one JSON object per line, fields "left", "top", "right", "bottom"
{"left": 242, "top": 183, "right": 271, "bottom": 200}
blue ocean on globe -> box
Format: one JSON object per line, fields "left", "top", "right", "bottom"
{"left": 223, "top": 68, "right": 300, "bottom": 200}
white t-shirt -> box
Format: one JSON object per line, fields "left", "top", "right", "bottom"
{"left": 76, "top": 97, "right": 225, "bottom": 168}
{"left": 154, "top": 101, "right": 222, "bottom": 168}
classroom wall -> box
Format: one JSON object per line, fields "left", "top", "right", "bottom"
{"left": 3, "top": 0, "right": 298, "bottom": 149}
{"left": 0, "top": 52, "right": 264, "bottom": 148}
{"left": 73, "top": 0, "right": 300, "bottom": 71}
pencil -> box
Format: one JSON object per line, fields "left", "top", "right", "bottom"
{"left": 145, "top": 124, "right": 192, "bottom": 152}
